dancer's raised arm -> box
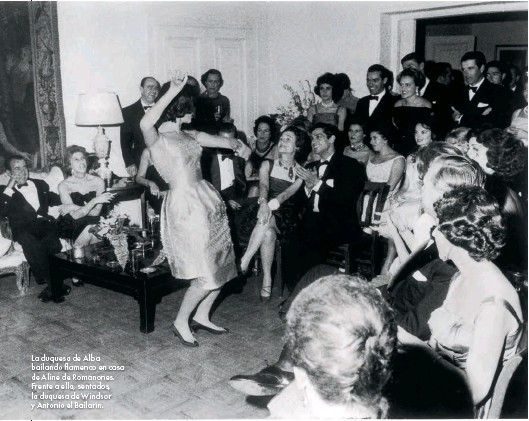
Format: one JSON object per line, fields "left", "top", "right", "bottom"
{"left": 140, "top": 71, "right": 188, "bottom": 147}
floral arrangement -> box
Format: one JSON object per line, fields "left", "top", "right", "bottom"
{"left": 90, "top": 210, "right": 140, "bottom": 269}
{"left": 273, "top": 80, "right": 316, "bottom": 129}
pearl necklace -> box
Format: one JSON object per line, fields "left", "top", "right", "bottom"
{"left": 350, "top": 143, "right": 367, "bottom": 152}
{"left": 320, "top": 100, "right": 335, "bottom": 109}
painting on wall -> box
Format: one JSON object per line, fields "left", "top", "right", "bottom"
{"left": 0, "top": 1, "right": 66, "bottom": 170}
{"left": 495, "top": 44, "right": 528, "bottom": 71}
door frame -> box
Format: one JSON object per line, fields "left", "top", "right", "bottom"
{"left": 380, "top": 1, "right": 528, "bottom": 76}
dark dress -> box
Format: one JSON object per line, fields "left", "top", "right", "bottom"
{"left": 57, "top": 191, "right": 100, "bottom": 241}
{"left": 238, "top": 161, "right": 301, "bottom": 243}
{"left": 392, "top": 106, "right": 434, "bottom": 156}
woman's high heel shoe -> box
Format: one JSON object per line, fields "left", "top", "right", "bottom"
{"left": 190, "top": 320, "right": 229, "bottom": 335}
{"left": 71, "top": 277, "right": 84, "bottom": 287}
{"left": 260, "top": 286, "right": 272, "bottom": 304}
{"left": 171, "top": 324, "right": 199, "bottom": 347}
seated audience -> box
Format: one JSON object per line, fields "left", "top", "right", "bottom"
{"left": 238, "top": 126, "right": 309, "bottom": 302}
{"left": 193, "top": 68, "right": 231, "bottom": 134}
{"left": 57, "top": 146, "right": 115, "bottom": 285}
{"left": 245, "top": 115, "right": 279, "bottom": 197}
{"left": 392, "top": 68, "right": 433, "bottom": 156}
{"left": 365, "top": 126, "right": 405, "bottom": 200}
{"left": 507, "top": 74, "right": 528, "bottom": 146}
{"left": 135, "top": 147, "right": 170, "bottom": 214}
{"left": 342, "top": 117, "right": 374, "bottom": 164}
{"left": 466, "top": 128, "right": 527, "bottom": 270}
{"left": 376, "top": 118, "right": 436, "bottom": 274}
{"left": 267, "top": 274, "right": 396, "bottom": 419}
{"left": 400, "top": 185, "right": 523, "bottom": 417}
{"left": 0, "top": 156, "right": 68, "bottom": 302}
{"left": 445, "top": 126, "right": 471, "bottom": 154}
{"left": 485, "top": 60, "right": 511, "bottom": 87}
{"left": 307, "top": 72, "right": 347, "bottom": 132}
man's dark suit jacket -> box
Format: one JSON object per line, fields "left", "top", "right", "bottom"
{"left": 422, "top": 79, "right": 453, "bottom": 135}
{"left": 299, "top": 154, "right": 366, "bottom": 247}
{"left": 200, "top": 148, "right": 247, "bottom": 203}
{"left": 120, "top": 99, "right": 147, "bottom": 168}
{"left": 452, "top": 79, "right": 512, "bottom": 129}
{"left": 353, "top": 90, "right": 398, "bottom": 133}
{"left": 0, "top": 179, "right": 60, "bottom": 241}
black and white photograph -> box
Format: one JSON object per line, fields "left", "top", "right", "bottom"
{"left": 0, "top": 1, "right": 527, "bottom": 419}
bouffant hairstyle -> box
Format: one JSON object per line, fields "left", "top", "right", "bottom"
{"left": 200, "top": 69, "right": 224, "bottom": 88}
{"left": 423, "top": 154, "right": 486, "bottom": 193}
{"left": 368, "top": 124, "right": 395, "bottom": 145}
{"left": 397, "top": 68, "right": 426, "bottom": 91}
{"left": 65, "top": 145, "right": 88, "bottom": 175}
{"left": 286, "top": 274, "right": 396, "bottom": 412}
{"left": 282, "top": 125, "right": 311, "bottom": 163}
{"left": 157, "top": 77, "right": 201, "bottom": 125}
{"left": 252, "top": 115, "right": 277, "bottom": 142}
{"left": 314, "top": 72, "right": 343, "bottom": 103}
{"left": 435, "top": 185, "right": 506, "bottom": 261}
{"left": 415, "top": 115, "right": 438, "bottom": 142}
{"left": 475, "top": 129, "right": 526, "bottom": 180}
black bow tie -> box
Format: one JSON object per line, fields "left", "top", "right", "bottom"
{"left": 467, "top": 86, "right": 478, "bottom": 93}
{"left": 143, "top": 105, "right": 152, "bottom": 110}
{"left": 16, "top": 182, "right": 28, "bottom": 188}
{"left": 368, "top": 95, "right": 379, "bottom": 101}
{"left": 220, "top": 153, "right": 232, "bottom": 161}
{"left": 317, "top": 160, "right": 329, "bottom": 168}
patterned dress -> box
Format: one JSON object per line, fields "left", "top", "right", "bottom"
{"left": 149, "top": 124, "right": 237, "bottom": 289}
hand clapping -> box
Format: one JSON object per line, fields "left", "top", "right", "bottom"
{"left": 295, "top": 166, "right": 319, "bottom": 190}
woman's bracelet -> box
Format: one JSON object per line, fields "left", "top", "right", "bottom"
{"left": 268, "top": 198, "right": 280, "bottom": 211}
{"left": 257, "top": 197, "right": 267, "bottom": 205}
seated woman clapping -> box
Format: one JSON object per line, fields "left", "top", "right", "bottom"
{"left": 57, "top": 146, "right": 115, "bottom": 262}
{"left": 399, "top": 185, "right": 523, "bottom": 417}
{"left": 238, "top": 126, "right": 309, "bottom": 302}
{"left": 268, "top": 274, "right": 397, "bottom": 418}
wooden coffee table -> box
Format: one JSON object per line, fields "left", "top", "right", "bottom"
{"left": 49, "top": 243, "right": 186, "bottom": 333}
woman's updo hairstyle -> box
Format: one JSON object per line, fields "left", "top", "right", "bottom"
{"left": 314, "top": 72, "right": 344, "bottom": 103}
{"left": 435, "top": 185, "right": 506, "bottom": 261}
{"left": 369, "top": 123, "right": 396, "bottom": 146}
{"left": 475, "top": 128, "right": 526, "bottom": 180}
{"left": 281, "top": 125, "right": 311, "bottom": 163}
{"left": 286, "top": 275, "right": 396, "bottom": 412}
{"left": 397, "top": 68, "right": 426, "bottom": 91}
{"left": 65, "top": 145, "right": 88, "bottom": 175}
{"left": 252, "top": 115, "right": 278, "bottom": 142}
{"left": 157, "top": 76, "right": 201, "bottom": 125}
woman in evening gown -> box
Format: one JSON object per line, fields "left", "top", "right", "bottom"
{"left": 140, "top": 72, "right": 251, "bottom": 347}
{"left": 392, "top": 68, "right": 433, "bottom": 157}
{"left": 57, "top": 145, "right": 115, "bottom": 286}
{"left": 238, "top": 125, "right": 309, "bottom": 302}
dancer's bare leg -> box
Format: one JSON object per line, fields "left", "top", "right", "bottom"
{"left": 240, "top": 217, "right": 275, "bottom": 272}
{"left": 173, "top": 283, "right": 209, "bottom": 343}
{"left": 381, "top": 240, "right": 396, "bottom": 275}
{"left": 260, "top": 228, "right": 276, "bottom": 297}
{"left": 193, "top": 288, "right": 224, "bottom": 330}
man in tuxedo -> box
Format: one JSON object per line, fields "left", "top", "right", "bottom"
{"left": 278, "top": 123, "right": 365, "bottom": 289}
{"left": 0, "top": 157, "right": 69, "bottom": 303}
{"left": 451, "top": 51, "right": 512, "bottom": 129}
{"left": 353, "top": 64, "right": 398, "bottom": 134}
{"left": 120, "top": 76, "right": 160, "bottom": 177}
{"left": 200, "top": 122, "right": 247, "bottom": 252}
{"left": 401, "top": 52, "right": 453, "bottom": 135}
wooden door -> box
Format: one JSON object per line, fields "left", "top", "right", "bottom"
{"left": 425, "top": 35, "right": 476, "bottom": 69}
{"left": 150, "top": 25, "right": 257, "bottom": 134}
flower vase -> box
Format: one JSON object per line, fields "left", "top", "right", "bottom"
{"left": 109, "top": 233, "right": 129, "bottom": 269}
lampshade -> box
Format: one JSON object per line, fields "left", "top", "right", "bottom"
{"left": 75, "top": 92, "right": 124, "bottom": 126}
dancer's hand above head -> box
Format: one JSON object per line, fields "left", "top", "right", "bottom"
{"left": 170, "top": 71, "right": 188, "bottom": 90}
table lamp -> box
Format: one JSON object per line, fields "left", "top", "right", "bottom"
{"left": 75, "top": 92, "right": 124, "bottom": 166}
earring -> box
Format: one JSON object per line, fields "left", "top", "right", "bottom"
{"left": 416, "top": 87, "right": 420, "bottom": 96}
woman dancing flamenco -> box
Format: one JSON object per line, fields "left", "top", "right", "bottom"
{"left": 140, "top": 72, "right": 251, "bottom": 347}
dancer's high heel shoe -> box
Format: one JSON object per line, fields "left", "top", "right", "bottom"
{"left": 260, "top": 286, "right": 272, "bottom": 304}
{"left": 71, "top": 277, "right": 84, "bottom": 287}
{"left": 190, "top": 320, "right": 229, "bottom": 335}
{"left": 171, "top": 324, "right": 199, "bottom": 347}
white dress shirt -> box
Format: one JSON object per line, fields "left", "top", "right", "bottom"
{"left": 217, "top": 153, "right": 236, "bottom": 191}
{"left": 368, "top": 91, "right": 385, "bottom": 116}
{"left": 468, "top": 76, "right": 485, "bottom": 101}
{"left": 305, "top": 154, "right": 334, "bottom": 212}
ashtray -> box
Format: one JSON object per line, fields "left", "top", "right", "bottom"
{"left": 140, "top": 267, "right": 156, "bottom": 274}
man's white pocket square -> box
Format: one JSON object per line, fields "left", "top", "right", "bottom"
{"left": 477, "top": 102, "right": 489, "bottom": 108}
